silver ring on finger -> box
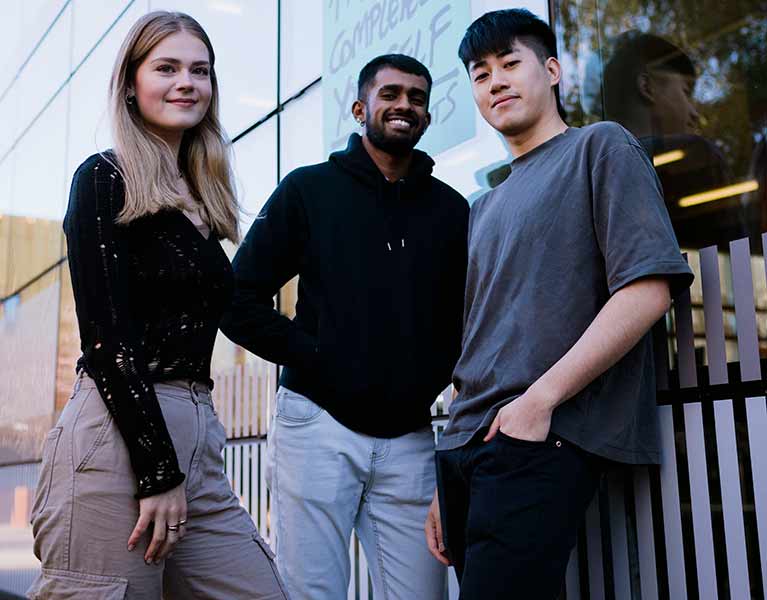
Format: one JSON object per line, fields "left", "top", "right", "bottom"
{"left": 167, "top": 524, "right": 180, "bottom": 532}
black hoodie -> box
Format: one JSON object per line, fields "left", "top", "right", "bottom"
{"left": 220, "top": 134, "right": 469, "bottom": 437}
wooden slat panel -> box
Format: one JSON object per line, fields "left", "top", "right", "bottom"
{"left": 348, "top": 538, "right": 357, "bottom": 600}
{"left": 608, "top": 473, "right": 631, "bottom": 600}
{"left": 658, "top": 404, "right": 688, "bottom": 599}
{"left": 234, "top": 364, "right": 243, "bottom": 439}
{"left": 731, "top": 238, "right": 760, "bottom": 380}
{"left": 746, "top": 395, "right": 767, "bottom": 600}
{"left": 633, "top": 467, "right": 659, "bottom": 600}
{"left": 683, "top": 402, "right": 718, "bottom": 600}
{"left": 713, "top": 400, "right": 751, "bottom": 599}
{"left": 703, "top": 239, "right": 752, "bottom": 597}
{"left": 677, "top": 277, "right": 719, "bottom": 598}
{"left": 448, "top": 568, "right": 460, "bottom": 600}
{"left": 585, "top": 496, "right": 605, "bottom": 600}
{"left": 565, "top": 545, "right": 580, "bottom": 600}
{"left": 223, "top": 371, "right": 233, "bottom": 438}
{"left": 260, "top": 442, "right": 269, "bottom": 541}
{"left": 242, "top": 442, "right": 252, "bottom": 515}
{"left": 700, "top": 246, "right": 728, "bottom": 385}
{"left": 358, "top": 541, "right": 370, "bottom": 600}
{"left": 674, "top": 280, "right": 698, "bottom": 388}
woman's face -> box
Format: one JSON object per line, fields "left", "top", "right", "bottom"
{"left": 132, "top": 31, "right": 212, "bottom": 145}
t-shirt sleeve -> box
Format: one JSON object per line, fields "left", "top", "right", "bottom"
{"left": 591, "top": 143, "right": 694, "bottom": 297}
{"left": 64, "top": 158, "right": 185, "bottom": 498}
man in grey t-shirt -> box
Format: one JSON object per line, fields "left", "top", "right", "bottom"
{"left": 423, "top": 10, "right": 693, "bottom": 599}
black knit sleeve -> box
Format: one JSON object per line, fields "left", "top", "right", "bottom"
{"left": 63, "top": 155, "right": 185, "bottom": 498}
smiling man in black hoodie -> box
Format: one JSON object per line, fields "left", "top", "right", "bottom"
{"left": 220, "top": 54, "right": 469, "bottom": 600}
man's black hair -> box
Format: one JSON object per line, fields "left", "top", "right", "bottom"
{"left": 458, "top": 9, "right": 566, "bottom": 121}
{"left": 602, "top": 31, "right": 695, "bottom": 120}
{"left": 357, "top": 54, "right": 432, "bottom": 101}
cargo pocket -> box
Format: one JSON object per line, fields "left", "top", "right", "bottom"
{"left": 252, "top": 533, "right": 290, "bottom": 598}
{"left": 30, "top": 428, "right": 63, "bottom": 523}
{"left": 27, "top": 568, "right": 127, "bottom": 599}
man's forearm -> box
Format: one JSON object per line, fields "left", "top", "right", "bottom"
{"left": 533, "top": 277, "right": 672, "bottom": 410}
{"left": 220, "top": 293, "right": 318, "bottom": 369}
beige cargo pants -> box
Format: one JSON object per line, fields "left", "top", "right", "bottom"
{"left": 28, "top": 374, "right": 289, "bottom": 599}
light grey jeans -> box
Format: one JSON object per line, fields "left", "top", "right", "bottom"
{"left": 28, "top": 373, "right": 289, "bottom": 599}
{"left": 266, "top": 386, "right": 446, "bottom": 600}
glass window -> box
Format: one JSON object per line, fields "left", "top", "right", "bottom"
{"left": 14, "top": 2, "right": 71, "bottom": 136}
{"left": 71, "top": 0, "right": 145, "bottom": 69}
{"left": 151, "top": 0, "right": 278, "bottom": 138}
{"left": 18, "top": 1, "right": 69, "bottom": 57}
{"left": 554, "top": 1, "right": 765, "bottom": 251}
{"left": 66, "top": 1, "right": 146, "bottom": 177}
{"left": 232, "top": 116, "right": 278, "bottom": 233}
{"left": 427, "top": 0, "right": 551, "bottom": 200}
{"left": 280, "top": 83, "right": 324, "bottom": 177}
{"left": 0, "top": 2, "right": 23, "bottom": 93}
{"left": 553, "top": 4, "right": 766, "bottom": 595}
{"left": 2, "top": 92, "right": 67, "bottom": 298}
{"left": 280, "top": 0, "right": 322, "bottom": 99}
{"left": 210, "top": 118, "right": 278, "bottom": 375}
{"left": 0, "top": 85, "right": 20, "bottom": 165}
{"left": 0, "top": 267, "right": 62, "bottom": 463}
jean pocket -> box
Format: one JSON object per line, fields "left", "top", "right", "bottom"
{"left": 30, "top": 428, "right": 63, "bottom": 523}
{"left": 496, "top": 431, "right": 549, "bottom": 447}
{"left": 27, "top": 568, "right": 128, "bottom": 599}
{"left": 275, "top": 387, "right": 324, "bottom": 423}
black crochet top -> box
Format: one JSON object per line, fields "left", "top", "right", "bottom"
{"left": 64, "top": 152, "right": 234, "bottom": 498}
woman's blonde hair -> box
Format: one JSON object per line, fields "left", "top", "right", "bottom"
{"left": 108, "top": 11, "right": 239, "bottom": 242}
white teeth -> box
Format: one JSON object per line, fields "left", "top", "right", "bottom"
{"left": 389, "top": 119, "right": 412, "bottom": 128}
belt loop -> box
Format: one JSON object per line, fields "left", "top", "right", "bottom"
{"left": 190, "top": 381, "right": 199, "bottom": 404}
{"left": 74, "top": 369, "right": 84, "bottom": 393}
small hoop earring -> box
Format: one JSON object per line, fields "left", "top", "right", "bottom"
{"left": 125, "top": 95, "right": 135, "bottom": 105}
{"left": 358, "top": 120, "right": 365, "bottom": 127}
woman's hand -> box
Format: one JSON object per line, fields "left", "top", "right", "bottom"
{"left": 127, "top": 482, "right": 187, "bottom": 564}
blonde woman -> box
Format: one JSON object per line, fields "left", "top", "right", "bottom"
{"left": 28, "top": 12, "right": 288, "bottom": 599}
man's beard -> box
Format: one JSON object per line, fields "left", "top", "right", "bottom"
{"left": 365, "top": 109, "right": 425, "bottom": 156}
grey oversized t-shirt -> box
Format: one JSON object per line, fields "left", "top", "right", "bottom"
{"left": 438, "top": 122, "right": 693, "bottom": 464}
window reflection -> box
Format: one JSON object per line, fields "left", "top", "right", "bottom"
{"left": 280, "top": 83, "right": 324, "bottom": 175}
{"left": 554, "top": 0, "right": 767, "bottom": 365}
{"left": 554, "top": 4, "right": 766, "bottom": 595}
{"left": 151, "top": 0, "right": 278, "bottom": 137}
{"left": 555, "top": 1, "right": 766, "bottom": 252}
{"left": 280, "top": 0, "right": 322, "bottom": 98}
{"left": 0, "top": 268, "right": 61, "bottom": 463}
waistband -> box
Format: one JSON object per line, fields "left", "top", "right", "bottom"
{"left": 75, "top": 371, "right": 213, "bottom": 406}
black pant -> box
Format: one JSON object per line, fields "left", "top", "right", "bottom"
{"left": 436, "top": 431, "right": 604, "bottom": 600}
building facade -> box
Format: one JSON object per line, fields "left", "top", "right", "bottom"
{"left": 0, "top": 0, "right": 765, "bottom": 598}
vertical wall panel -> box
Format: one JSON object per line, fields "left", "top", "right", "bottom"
{"left": 585, "top": 497, "right": 605, "bottom": 600}
{"left": 676, "top": 281, "right": 719, "bottom": 599}
{"left": 659, "top": 403, "right": 688, "bottom": 599}
{"left": 701, "top": 244, "right": 751, "bottom": 598}
{"left": 633, "top": 467, "right": 659, "bottom": 600}
{"left": 608, "top": 474, "right": 632, "bottom": 599}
